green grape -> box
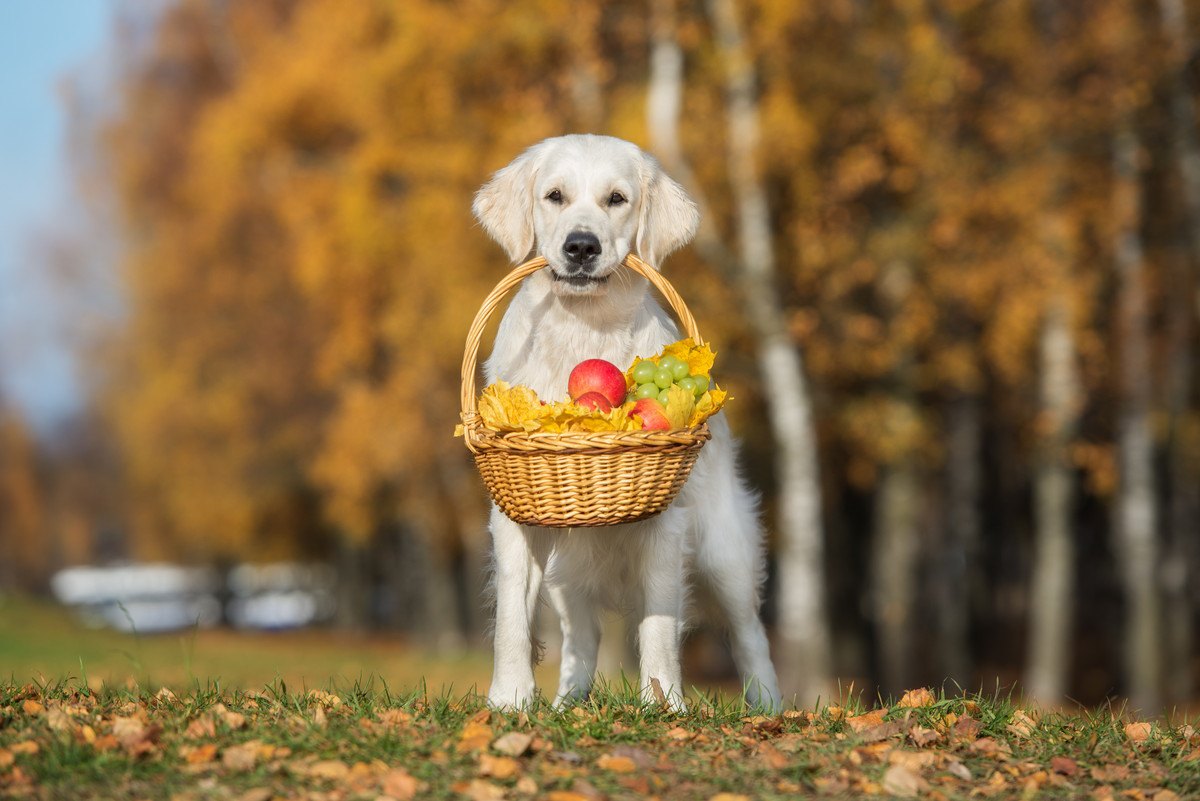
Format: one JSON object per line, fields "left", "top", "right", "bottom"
{"left": 677, "top": 377, "right": 697, "bottom": 396}
{"left": 659, "top": 354, "right": 683, "bottom": 372}
{"left": 635, "top": 383, "right": 660, "bottom": 400}
{"left": 658, "top": 388, "right": 673, "bottom": 403}
{"left": 689, "top": 374, "right": 709, "bottom": 396}
{"left": 669, "top": 360, "right": 690, "bottom": 380}
{"left": 631, "top": 360, "right": 657, "bottom": 385}
{"left": 653, "top": 367, "right": 674, "bottom": 388}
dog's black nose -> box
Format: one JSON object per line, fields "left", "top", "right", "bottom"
{"left": 563, "top": 231, "right": 601, "bottom": 269}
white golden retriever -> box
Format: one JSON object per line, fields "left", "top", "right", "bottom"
{"left": 473, "top": 134, "right": 781, "bottom": 710}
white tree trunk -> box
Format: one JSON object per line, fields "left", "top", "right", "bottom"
{"left": 706, "top": 0, "right": 831, "bottom": 704}
{"left": 1113, "top": 126, "right": 1162, "bottom": 714}
{"left": 1026, "top": 296, "right": 1080, "bottom": 704}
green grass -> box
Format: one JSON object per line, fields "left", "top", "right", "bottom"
{"left": 0, "top": 595, "right": 498, "bottom": 694}
{"left": 0, "top": 680, "right": 1196, "bottom": 800}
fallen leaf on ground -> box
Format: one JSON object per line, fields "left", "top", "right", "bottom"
{"left": 846, "top": 709, "right": 887, "bottom": 733}
{"left": 1125, "top": 722, "right": 1153, "bottom": 743}
{"left": 455, "top": 778, "right": 506, "bottom": 801}
{"left": 1007, "top": 709, "right": 1038, "bottom": 738}
{"left": 596, "top": 754, "right": 637, "bottom": 773}
{"left": 888, "top": 750, "right": 936, "bottom": 771}
{"left": 308, "top": 759, "right": 350, "bottom": 780}
{"left": 185, "top": 716, "right": 216, "bottom": 739}
{"left": 882, "top": 764, "right": 928, "bottom": 797}
{"left": 21, "top": 700, "right": 44, "bottom": 716}
{"left": 1050, "top": 755, "right": 1077, "bottom": 776}
{"left": 458, "top": 721, "right": 494, "bottom": 752}
{"left": 381, "top": 767, "right": 424, "bottom": 800}
{"left": 479, "top": 754, "right": 521, "bottom": 779}
{"left": 221, "top": 741, "right": 260, "bottom": 772}
{"left": 908, "top": 725, "right": 940, "bottom": 746}
{"left": 1090, "top": 764, "right": 1130, "bottom": 782}
{"left": 897, "top": 688, "right": 935, "bottom": 708}
{"left": 492, "top": 731, "right": 533, "bottom": 757}
{"left": 952, "top": 714, "right": 982, "bottom": 741}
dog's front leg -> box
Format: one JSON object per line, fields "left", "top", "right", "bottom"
{"left": 488, "top": 508, "right": 550, "bottom": 709}
{"left": 637, "top": 511, "right": 687, "bottom": 710}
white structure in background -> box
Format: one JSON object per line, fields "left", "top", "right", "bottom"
{"left": 226, "top": 563, "right": 336, "bottom": 630}
{"left": 50, "top": 562, "right": 336, "bottom": 632}
{"left": 50, "top": 563, "right": 221, "bottom": 633}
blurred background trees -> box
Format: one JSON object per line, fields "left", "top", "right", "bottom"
{"left": 2, "top": 0, "right": 1199, "bottom": 710}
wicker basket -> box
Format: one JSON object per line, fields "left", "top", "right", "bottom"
{"left": 459, "top": 253, "right": 712, "bottom": 528}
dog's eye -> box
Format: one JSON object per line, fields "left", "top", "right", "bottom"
{"left": 546, "top": 189, "right": 563, "bottom": 204}
{"left": 608, "top": 191, "right": 627, "bottom": 206}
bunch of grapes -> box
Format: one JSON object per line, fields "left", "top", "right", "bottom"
{"left": 628, "top": 355, "right": 710, "bottom": 404}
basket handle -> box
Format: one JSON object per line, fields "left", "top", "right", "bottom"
{"left": 459, "top": 253, "right": 705, "bottom": 429}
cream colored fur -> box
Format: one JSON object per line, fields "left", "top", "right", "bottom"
{"left": 473, "top": 134, "right": 781, "bottom": 710}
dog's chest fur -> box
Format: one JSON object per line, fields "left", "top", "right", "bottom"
{"left": 484, "top": 271, "right": 678, "bottom": 400}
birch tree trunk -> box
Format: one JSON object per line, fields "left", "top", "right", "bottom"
{"left": 1026, "top": 295, "right": 1080, "bottom": 703}
{"left": 706, "top": 0, "right": 831, "bottom": 704}
{"left": 1156, "top": 0, "right": 1198, "bottom": 705}
{"left": 1113, "top": 126, "right": 1162, "bottom": 714}
{"left": 867, "top": 258, "right": 922, "bottom": 697}
{"left": 1024, "top": 0, "right": 1082, "bottom": 707}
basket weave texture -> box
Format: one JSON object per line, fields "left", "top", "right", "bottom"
{"left": 460, "top": 254, "right": 711, "bottom": 528}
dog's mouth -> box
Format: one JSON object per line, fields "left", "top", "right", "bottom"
{"left": 550, "top": 270, "right": 610, "bottom": 291}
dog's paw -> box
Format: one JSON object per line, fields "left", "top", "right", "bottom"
{"left": 487, "top": 682, "right": 537, "bottom": 711}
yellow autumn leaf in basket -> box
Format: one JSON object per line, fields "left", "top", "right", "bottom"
{"left": 459, "top": 383, "right": 643, "bottom": 435}
{"left": 690, "top": 386, "right": 728, "bottom": 427}
{"left": 476, "top": 382, "right": 543, "bottom": 431}
{"left": 661, "top": 385, "right": 696, "bottom": 429}
{"left": 531, "top": 400, "right": 642, "bottom": 434}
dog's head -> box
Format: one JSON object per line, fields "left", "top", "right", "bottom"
{"left": 473, "top": 135, "right": 699, "bottom": 296}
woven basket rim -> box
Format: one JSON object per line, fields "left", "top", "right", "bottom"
{"left": 466, "top": 421, "right": 712, "bottom": 453}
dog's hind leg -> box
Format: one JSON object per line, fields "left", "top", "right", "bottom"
{"left": 547, "top": 582, "right": 600, "bottom": 707}
{"left": 694, "top": 457, "right": 783, "bottom": 711}
{"left": 488, "top": 508, "right": 551, "bottom": 709}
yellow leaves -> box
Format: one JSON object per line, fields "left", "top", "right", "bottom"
{"left": 468, "top": 383, "right": 642, "bottom": 435}
{"left": 661, "top": 384, "right": 697, "bottom": 430}
{"left": 595, "top": 753, "right": 638, "bottom": 773}
{"left": 897, "top": 688, "right": 935, "bottom": 708}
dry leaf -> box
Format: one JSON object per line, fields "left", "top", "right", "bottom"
{"left": 888, "top": 750, "right": 936, "bottom": 771}
{"left": 308, "top": 759, "right": 350, "bottom": 780}
{"left": 1007, "top": 710, "right": 1038, "bottom": 738}
{"left": 882, "top": 764, "right": 928, "bottom": 797}
{"left": 182, "top": 743, "right": 218, "bottom": 765}
{"left": 492, "top": 731, "right": 533, "bottom": 757}
{"left": 709, "top": 795, "right": 751, "bottom": 801}
{"left": 1153, "top": 790, "right": 1180, "bottom": 801}
{"left": 756, "top": 742, "right": 789, "bottom": 769}
{"left": 1090, "top": 764, "right": 1131, "bottom": 782}
{"left": 456, "top": 779, "right": 506, "bottom": 801}
{"left": 897, "top": 688, "right": 935, "bottom": 708}
{"left": 846, "top": 709, "right": 887, "bottom": 733}
{"left": 221, "top": 741, "right": 260, "bottom": 772}
{"left": 21, "top": 700, "right": 44, "bottom": 716}
{"left": 665, "top": 726, "right": 693, "bottom": 741}
{"left": 545, "top": 793, "right": 590, "bottom": 801}
{"left": 952, "top": 714, "right": 982, "bottom": 741}
{"left": 479, "top": 754, "right": 521, "bottom": 779}
{"left": 234, "top": 789, "right": 272, "bottom": 801}
{"left": 946, "top": 759, "right": 972, "bottom": 781}
{"left": 381, "top": 768, "right": 423, "bottom": 800}
{"left": 1125, "top": 722, "right": 1153, "bottom": 743}
{"left": 0, "top": 750, "right": 13, "bottom": 769}
{"left": 595, "top": 754, "right": 637, "bottom": 773}
{"left": 458, "top": 721, "right": 494, "bottom": 752}
{"left": 908, "top": 725, "right": 940, "bottom": 747}
{"left": 1050, "top": 755, "right": 1077, "bottom": 776}
{"left": 185, "top": 716, "right": 217, "bottom": 739}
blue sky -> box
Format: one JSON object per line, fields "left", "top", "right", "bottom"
{"left": 0, "top": 2, "right": 113, "bottom": 431}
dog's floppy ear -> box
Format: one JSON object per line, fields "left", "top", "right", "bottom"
{"left": 636, "top": 154, "right": 700, "bottom": 267}
{"left": 473, "top": 146, "right": 541, "bottom": 263}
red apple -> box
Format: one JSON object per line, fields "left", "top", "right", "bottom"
{"left": 568, "top": 358, "right": 627, "bottom": 407}
{"left": 575, "top": 391, "right": 613, "bottom": 412}
{"left": 632, "top": 398, "right": 671, "bottom": 431}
